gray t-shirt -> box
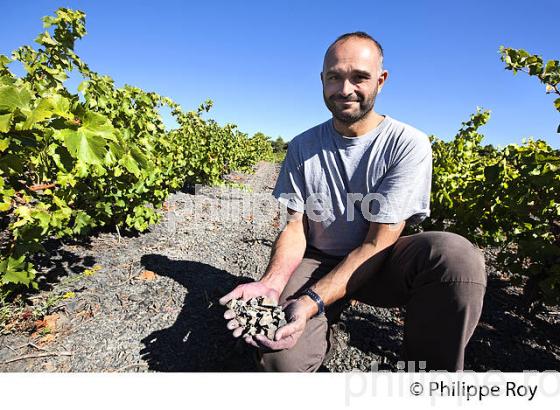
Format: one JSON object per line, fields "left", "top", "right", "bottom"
{"left": 271, "top": 114, "right": 432, "bottom": 257}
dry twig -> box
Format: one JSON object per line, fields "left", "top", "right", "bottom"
{"left": 3, "top": 351, "right": 72, "bottom": 364}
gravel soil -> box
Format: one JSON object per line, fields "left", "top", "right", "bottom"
{"left": 1, "top": 161, "right": 559, "bottom": 372}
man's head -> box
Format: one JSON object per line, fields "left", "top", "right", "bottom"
{"left": 321, "top": 32, "right": 388, "bottom": 125}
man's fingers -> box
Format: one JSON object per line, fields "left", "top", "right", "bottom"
{"left": 223, "top": 309, "right": 236, "bottom": 320}
{"left": 244, "top": 336, "right": 259, "bottom": 348}
{"left": 232, "top": 327, "right": 244, "bottom": 338}
{"left": 254, "top": 334, "right": 276, "bottom": 349}
{"left": 255, "top": 334, "right": 290, "bottom": 350}
{"left": 280, "top": 299, "right": 296, "bottom": 309}
{"left": 219, "top": 286, "right": 244, "bottom": 305}
{"left": 226, "top": 319, "right": 239, "bottom": 330}
{"left": 275, "top": 322, "right": 298, "bottom": 341}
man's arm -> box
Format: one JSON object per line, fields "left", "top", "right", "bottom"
{"left": 298, "top": 220, "right": 405, "bottom": 319}
{"left": 219, "top": 206, "right": 307, "bottom": 310}
{"left": 260, "top": 207, "right": 307, "bottom": 294}
{"left": 250, "top": 220, "right": 405, "bottom": 349}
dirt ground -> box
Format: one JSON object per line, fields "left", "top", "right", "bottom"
{"left": 1, "top": 161, "right": 559, "bottom": 372}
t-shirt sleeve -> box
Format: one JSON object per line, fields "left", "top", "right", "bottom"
{"left": 368, "top": 135, "right": 432, "bottom": 226}
{"left": 271, "top": 140, "right": 306, "bottom": 213}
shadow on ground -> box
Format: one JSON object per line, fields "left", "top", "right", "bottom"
{"left": 139, "top": 254, "right": 259, "bottom": 371}
{"left": 138, "top": 254, "right": 560, "bottom": 372}
{"left": 465, "top": 275, "right": 560, "bottom": 371}
{"left": 340, "top": 310, "right": 403, "bottom": 370}
{"left": 26, "top": 226, "right": 140, "bottom": 296}
{"left": 342, "top": 274, "right": 560, "bottom": 372}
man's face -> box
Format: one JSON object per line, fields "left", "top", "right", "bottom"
{"left": 321, "top": 38, "right": 383, "bottom": 124}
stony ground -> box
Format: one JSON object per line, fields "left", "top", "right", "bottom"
{"left": 1, "top": 161, "right": 559, "bottom": 372}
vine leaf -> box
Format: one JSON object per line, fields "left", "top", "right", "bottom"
{"left": 0, "top": 84, "right": 32, "bottom": 112}
{"left": 0, "top": 255, "right": 37, "bottom": 287}
{"left": 0, "top": 113, "right": 12, "bottom": 132}
{"left": 58, "top": 112, "right": 115, "bottom": 164}
{"left": 23, "top": 94, "right": 72, "bottom": 129}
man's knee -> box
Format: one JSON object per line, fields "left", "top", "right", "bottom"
{"left": 259, "top": 347, "right": 324, "bottom": 372}
{"left": 418, "top": 231, "right": 487, "bottom": 286}
{"left": 258, "top": 319, "right": 329, "bottom": 372}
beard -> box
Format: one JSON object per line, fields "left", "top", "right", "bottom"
{"left": 323, "top": 87, "right": 378, "bottom": 125}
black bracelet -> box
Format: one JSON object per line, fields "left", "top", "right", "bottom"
{"left": 302, "top": 288, "right": 325, "bottom": 318}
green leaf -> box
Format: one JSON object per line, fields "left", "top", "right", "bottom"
{"left": 77, "top": 80, "right": 89, "bottom": 93}
{"left": 0, "top": 153, "right": 25, "bottom": 173}
{"left": 130, "top": 145, "right": 149, "bottom": 168}
{"left": 544, "top": 60, "right": 558, "bottom": 73}
{"left": 32, "top": 210, "right": 51, "bottom": 234}
{"left": 0, "top": 200, "right": 11, "bottom": 212}
{"left": 42, "top": 15, "right": 55, "bottom": 28}
{"left": 59, "top": 128, "right": 107, "bottom": 165}
{"left": 0, "top": 255, "right": 36, "bottom": 287}
{"left": 120, "top": 153, "right": 141, "bottom": 177}
{"left": 49, "top": 94, "right": 72, "bottom": 117}
{"left": 0, "top": 85, "right": 32, "bottom": 112}
{"left": 73, "top": 211, "right": 92, "bottom": 234}
{"left": 23, "top": 95, "right": 72, "bottom": 129}
{"left": 0, "top": 55, "right": 10, "bottom": 68}
{"left": 106, "top": 141, "right": 124, "bottom": 164}
{"left": 81, "top": 111, "right": 116, "bottom": 141}
{"left": 554, "top": 97, "right": 560, "bottom": 111}
{"left": 35, "top": 31, "right": 58, "bottom": 46}
{"left": 0, "top": 75, "right": 15, "bottom": 86}
{"left": 44, "top": 66, "right": 68, "bottom": 83}
{"left": 0, "top": 113, "right": 12, "bottom": 132}
{"left": 57, "top": 112, "right": 115, "bottom": 164}
{"left": 48, "top": 143, "right": 75, "bottom": 172}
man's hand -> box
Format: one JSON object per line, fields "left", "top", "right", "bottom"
{"left": 244, "top": 297, "right": 312, "bottom": 351}
{"left": 219, "top": 281, "right": 280, "bottom": 338}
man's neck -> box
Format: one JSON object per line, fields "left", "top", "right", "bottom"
{"left": 332, "top": 111, "right": 385, "bottom": 137}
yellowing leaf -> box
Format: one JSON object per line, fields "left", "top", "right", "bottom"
{"left": 39, "top": 334, "right": 56, "bottom": 344}
{"left": 33, "top": 313, "right": 59, "bottom": 338}
{"left": 137, "top": 270, "right": 156, "bottom": 281}
{"left": 43, "top": 314, "right": 59, "bottom": 331}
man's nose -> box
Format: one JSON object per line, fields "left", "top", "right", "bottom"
{"left": 340, "top": 79, "right": 354, "bottom": 97}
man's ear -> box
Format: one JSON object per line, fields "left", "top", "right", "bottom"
{"left": 377, "top": 70, "right": 388, "bottom": 94}
{"left": 320, "top": 71, "right": 324, "bottom": 84}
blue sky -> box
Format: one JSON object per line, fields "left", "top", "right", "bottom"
{"left": 2, "top": 0, "right": 559, "bottom": 148}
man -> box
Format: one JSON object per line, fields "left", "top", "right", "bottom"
{"left": 219, "top": 32, "right": 487, "bottom": 372}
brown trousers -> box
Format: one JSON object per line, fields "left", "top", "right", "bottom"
{"left": 257, "top": 231, "right": 487, "bottom": 372}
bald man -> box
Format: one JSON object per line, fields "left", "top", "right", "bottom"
{"left": 219, "top": 32, "right": 487, "bottom": 372}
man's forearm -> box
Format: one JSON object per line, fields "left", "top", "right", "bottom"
{"left": 259, "top": 224, "right": 307, "bottom": 294}
{"left": 314, "top": 243, "right": 389, "bottom": 305}
{"left": 299, "top": 222, "right": 401, "bottom": 319}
